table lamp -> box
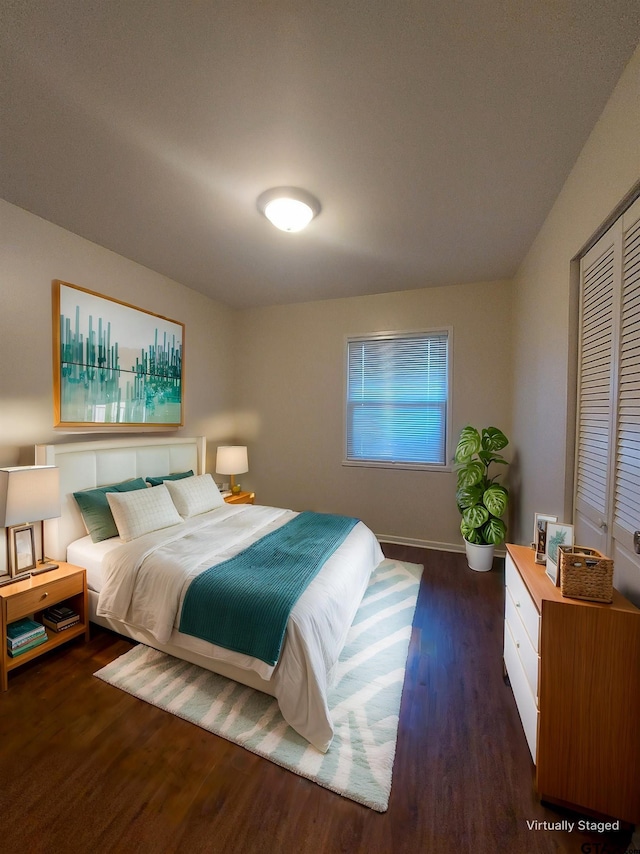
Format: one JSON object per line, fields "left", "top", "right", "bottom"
{"left": 215, "top": 446, "right": 248, "bottom": 494}
{"left": 0, "top": 465, "right": 61, "bottom": 581}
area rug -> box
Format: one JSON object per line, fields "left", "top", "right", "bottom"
{"left": 94, "top": 558, "right": 422, "bottom": 811}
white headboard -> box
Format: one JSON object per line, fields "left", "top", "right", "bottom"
{"left": 35, "top": 436, "right": 206, "bottom": 561}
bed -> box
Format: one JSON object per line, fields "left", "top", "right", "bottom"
{"left": 35, "top": 437, "right": 384, "bottom": 752}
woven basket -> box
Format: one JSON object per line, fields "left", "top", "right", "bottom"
{"left": 559, "top": 546, "right": 613, "bottom": 604}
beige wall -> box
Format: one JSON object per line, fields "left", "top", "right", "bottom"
{"left": 0, "top": 195, "right": 514, "bottom": 553}
{"left": 511, "top": 43, "right": 640, "bottom": 547}
{"left": 235, "top": 281, "right": 514, "bottom": 547}
{"left": 0, "top": 199, "right": 237, "bottom": 473}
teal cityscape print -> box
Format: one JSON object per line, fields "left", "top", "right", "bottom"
{"left": 58, "top": 285, "right": 183, "bottom": 425}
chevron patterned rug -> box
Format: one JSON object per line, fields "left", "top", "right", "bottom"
{"left": 94, "top": 558, "right": 422, "bottom": 811}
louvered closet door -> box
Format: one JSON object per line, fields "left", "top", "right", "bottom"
{"left": 574, "top": 196, "right": 640, "bottom": 596}
{"left": 574, "top": 220, "right": 620, "bottom": 554}
{"left": 610, "top": 197, "right": 640, "bottom": 594}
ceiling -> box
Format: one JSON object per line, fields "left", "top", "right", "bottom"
{"left": 1, "top": 2, "right": 639, "bottom": 309}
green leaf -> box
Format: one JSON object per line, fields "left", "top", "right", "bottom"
{"left": 461, "top": 521, "right": 483, "bottom": 543}
{"left": 456, "top": 484, "right": 484, "bottom": 510}
{"left": 481, "top": 427, "right": 509, "bottom": 452}
{"left": 454, "top": 426, "right": 481, "bottom": 463}
{"left": 483, "top": 484, "right": 508, "bottom": 517}
{"left": 456, "top": 460, "right": 484, "bottom": 489}
{"left": 478, "top": 450, "right": 507, "bottom": 466}
{"left": 481, "top": 517, "right": 507, "bottom": 545}
{"left": 462, "top": 505, "right": 489, "bottom": 529}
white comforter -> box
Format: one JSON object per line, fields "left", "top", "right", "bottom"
{"left": 97, "top": 504, "right": 384, "bottom": 751}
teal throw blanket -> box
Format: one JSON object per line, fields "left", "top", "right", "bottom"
{"left": 179, "top": 511, "right": 360, "bottom": 665}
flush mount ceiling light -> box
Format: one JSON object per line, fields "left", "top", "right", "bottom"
{"left": 257, "top": 187, "right": 321, "bottom": 233}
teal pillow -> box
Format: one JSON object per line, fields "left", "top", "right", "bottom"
{"left": 145, "top": 470, "right": 194, "bottom": 487}
{"left": 73, "top": 478, "right": 148, "bottom": 542}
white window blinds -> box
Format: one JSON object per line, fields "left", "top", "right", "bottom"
{"left": 346, "top": 331, "right": 450, "bottom": 466}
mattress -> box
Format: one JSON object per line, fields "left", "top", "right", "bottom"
{"left": 67, "top": 534, "right": 123, "bottom": 593}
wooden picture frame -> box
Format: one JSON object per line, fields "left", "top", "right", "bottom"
{"left": 10, "top": 524, "right": 37, "bottom": 576}
{"left": 545, "top": 522, "right": 574, "bottom": 586}
{"left": 53, "top": 281, "right": 184, "bottom": 429}
{"left": 533, "top": 512, "right": 557, "bottom": 564}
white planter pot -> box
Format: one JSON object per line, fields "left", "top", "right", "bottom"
{"left": 464, "top": 540, "right": 495, "bottom": 572}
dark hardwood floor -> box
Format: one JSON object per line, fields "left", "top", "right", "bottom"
{"left": 0, "top": 546, "right": 634, "bottom": 854}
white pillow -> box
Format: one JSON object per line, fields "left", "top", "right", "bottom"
{"left": 106, "top": 484, "right": 183, "bottom": 542}
{"left": 164, "top": 473, "right": 225, "bottom": 517}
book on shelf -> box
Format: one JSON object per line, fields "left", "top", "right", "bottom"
{"left": 8, "top": 628, "right": 47, "bottom": 651}
{"left": 8, "top": 633, "right": 48, "bottom": 657}
{"left": 6, "top": 617, "right": 47, "bottom": 648}
{"left": 42, "top": 605, "right": 79, "bottom": 630}
{"left": 42, "top": 605, "right": 78, "bottom": 622}
{"left": 7, "top": 630, "right": 47, "bottom": 653}
{"left": 42, "top": 616, "right": 80, "bottom": 632}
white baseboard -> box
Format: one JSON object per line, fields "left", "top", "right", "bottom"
{"left": 376, "top": 534, "right": 463, "bottom": 552}
{"left": 375, "top": 533, "right": 506, "bottom": 559}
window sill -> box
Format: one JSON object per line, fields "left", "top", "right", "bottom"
{"left": 341, "top": 459, "right": 452, "bottom": 473}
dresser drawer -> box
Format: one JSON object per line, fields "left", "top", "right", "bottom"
{"left": 505, "top": 554, "right": 540, "bottom": 653}
{"left": 5, "top": 573, "right": 84, "bottom": 623}
{"left": 505, "top": 586, "right": 540, "bottom": 702}
{"left": 504, "top": 620, "right": 539, "bottom": 762}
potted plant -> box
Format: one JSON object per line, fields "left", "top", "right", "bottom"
{"left": 454, "top": 425, "right": 509, "bottom": 571}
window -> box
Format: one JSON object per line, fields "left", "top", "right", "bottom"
{"left": 345, "top": 330, "right": 451, "bottom": 469}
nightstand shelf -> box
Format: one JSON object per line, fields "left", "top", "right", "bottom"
{"left": 1, "top": 562, "right": 89, "bottom": 691}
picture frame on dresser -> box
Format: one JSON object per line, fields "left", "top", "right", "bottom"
{"left": 545, "top": 522, "right": 573, "bottom": 585}
{"left": 533, "top": 513, "right": 557, "bottom": 564}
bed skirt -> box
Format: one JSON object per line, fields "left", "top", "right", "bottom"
{"left": 88, "top": 590, "right": 277, "bottom": 696}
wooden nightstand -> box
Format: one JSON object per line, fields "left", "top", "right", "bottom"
{"left": 224, "top": 491, "right": 255, "bottom": 505}
{"left": 1, "top": 562, "right": 89, "bottom": 691}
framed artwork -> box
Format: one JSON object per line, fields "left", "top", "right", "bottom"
{"left": 53, "top": 281, "right": 184, "bottom": 428}
{"left": 533, "top": 513, "right": 558, "bottom": 564}
{"left": 545, "top": 522, "right": 574, "bottom": 586}
{"left": 10, "top": 524, "right": 37, "bottom": 576}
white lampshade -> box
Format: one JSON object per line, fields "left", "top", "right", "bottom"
{"left": 215, "top": 446, "right": 249, "bottom": 476}
{"left": 0, "top": 466, "right": 61, "bottom": 526}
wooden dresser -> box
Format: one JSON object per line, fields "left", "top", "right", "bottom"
{"left": 504, "top": 543, "right": 640, "bottom": 823}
